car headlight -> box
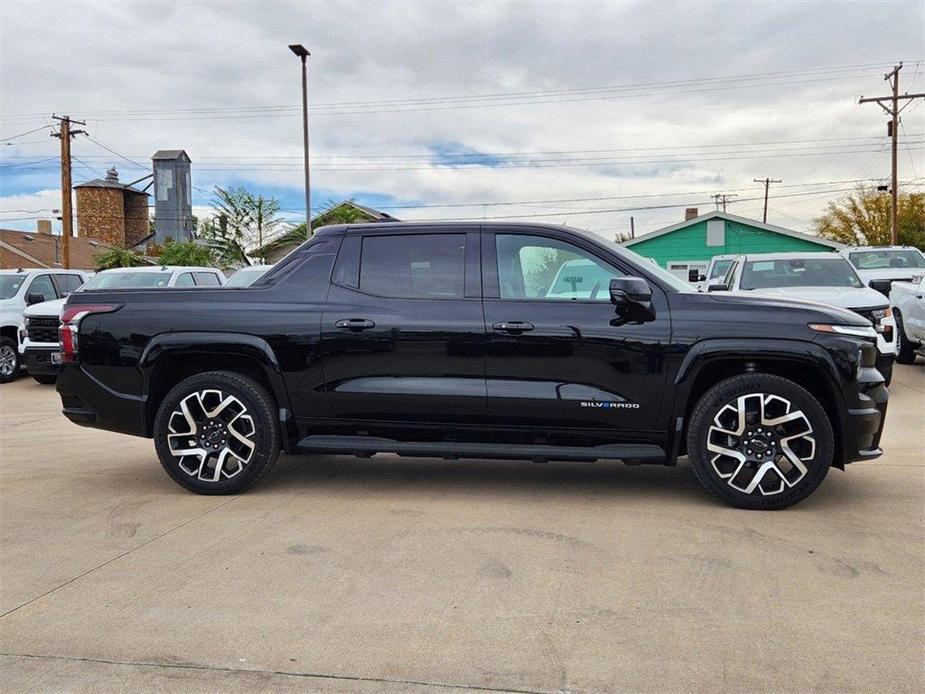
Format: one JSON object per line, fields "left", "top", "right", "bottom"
{"left": 809, "top": 323, "right": 879, "bottom": 339}
{"left": 23, "top": 316, "right": 30, "bottom": 328}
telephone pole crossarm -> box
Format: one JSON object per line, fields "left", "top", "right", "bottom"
{"left": 858, "top": 64, "right": 925, "bottom": 245}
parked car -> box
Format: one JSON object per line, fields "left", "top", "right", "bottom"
{"left": 224, "top": 265, "right": 272, "bottom": 287}
{"left": 19, "top": 266, "right": 224, "bottom": 384}
{"left": 710, "top": 252, "right": 897, "bottom": 384}
{"left": 691, "top": 254, "right": 737, "bottom": 291}
{"left": 55, "top": 222, "right": 889, "bottom": 510}
{"left": 0, "top": 268, "right": 88, "bottom": 383}
{"left": 839, "top": 246, "right": 925, "bottom": 296}
{"left": 890, "top": 274, "right": 925, "bottom": 364}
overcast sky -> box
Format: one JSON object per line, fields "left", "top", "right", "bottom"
{"left": 1, "top": 0, "right": 922, "bottom": 242}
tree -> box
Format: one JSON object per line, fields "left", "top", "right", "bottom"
{"left": 93, "top": 247, "right": 146, "bottom": 270}
{"left": 255, "top": 200, "right": 367, "bottom": 259}
{"left": 199, "top": 186, "right": 257, "bottom": 267}
{"left": 814, "top": 187, "right": 925, "bottom": 249}
{"left": 251, "top": 195, "right": 282, "bottom": 249}
{"left": 158, "top": 239, "right": 215, "bottom": 267}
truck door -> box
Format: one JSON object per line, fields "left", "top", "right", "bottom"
{"left": 319, "top": 228, "right": 486, "bottom": 426}
{"left": 481, "top": 229, "right": 671, "bottom": 435}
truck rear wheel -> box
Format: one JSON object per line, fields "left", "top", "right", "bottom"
{"left": 894, "top": 310, "right": 919, "bottom": 364}
{"left": 687, "top": 373, "right": 834, "bottom": 510}
{"left": 153, "top": 371, "right": 281, "bottom": 494}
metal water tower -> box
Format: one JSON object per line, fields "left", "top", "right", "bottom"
{"left": 152, "top": 150, "right": 193, "bottom": 244}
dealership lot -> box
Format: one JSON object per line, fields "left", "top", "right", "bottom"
{"left": 1, "top": 365, "right": 923, "bottom": 693}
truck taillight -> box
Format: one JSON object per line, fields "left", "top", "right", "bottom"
{"left": 59, "top": 304, "right": 121, "bottom": 363}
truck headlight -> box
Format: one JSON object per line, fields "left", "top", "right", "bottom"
{"left": 870, "top": 307, "right": 891, "bottom": 332}
{"left": 809, "top": 323, "right": 878, "bottom": 339}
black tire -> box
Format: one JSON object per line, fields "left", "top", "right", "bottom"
{"left": 687, "top": 373, "right": 834, "bottom": 510}
{"left": 894, "top": 310, "right": 919, "bottom": 365}
{"left": 31, "top": 374, "right": 57, "bottom": 385}
{"left": 153, "top": 371, "right": 281, "bottom": 495}
{"left": 0, "top": 336, "right": 20, "bottom": 384}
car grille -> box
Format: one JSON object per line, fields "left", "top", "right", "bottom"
{"left": 26, "top": 316, "right": 59, "bottom": 343}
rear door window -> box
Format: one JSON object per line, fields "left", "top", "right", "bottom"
{"left": 359, "top": 234, "right": 466, "bottom": 299}
{"left": 174, "top": 273, "right": 196, "bottom": 287}
{"left": 194, "top": 272, "right": 222, "bottom": 287}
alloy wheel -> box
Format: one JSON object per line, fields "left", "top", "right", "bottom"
{"left": 706, "top": 392, "right": 815, "bottom": 496}
{"left": 0, "top": 345, "right": 16, "bottom": 377}
{"left": 166, "top": 389, "right": 256, "bottom": 482}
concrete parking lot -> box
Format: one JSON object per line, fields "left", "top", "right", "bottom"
{"left": 1, "top": 365, "right": 923, "bottom": 693}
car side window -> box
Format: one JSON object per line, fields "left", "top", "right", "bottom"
{"left": 359, "top": 234, "right": 466, "bottom": 299}
{"left": 194, "top": 272, "right": 221, "bottom": 286}
{"left": 175, "top": 273, "right": 196, "bottom": 287}
{"left": 495, "top": 234, "right": 623, "bottom": 301}
{"left": 27, "top": 274, "right": 57, "bottom": 301}
{"left": 55, "top": 274, "right": 83, "bottom": 294}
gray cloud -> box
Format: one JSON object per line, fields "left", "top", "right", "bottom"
{"left": 1, "top": 0, "right": 922, "bottom": 237}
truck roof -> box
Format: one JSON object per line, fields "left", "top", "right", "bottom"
{"left": 95, "top": 266, "right": 219, "bottom": 274}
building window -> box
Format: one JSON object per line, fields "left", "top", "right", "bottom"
{"left": 706, "top": 220, "right": 725, "bottom": 247}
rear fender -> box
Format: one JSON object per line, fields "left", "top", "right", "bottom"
{"left": 138, "top": 332, "right": 294, "bottom": 444}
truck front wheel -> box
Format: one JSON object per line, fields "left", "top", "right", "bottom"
{"left": 687, "top": 373, "right": 834, "bottom": 510}
{"left": 153, "top": 371, "right": 281, "bottom": 494}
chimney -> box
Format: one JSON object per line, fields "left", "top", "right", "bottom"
{"left": 36, "top": 219, "right": 52, "bottom": 235}
{"left": 106, "top": 166, "right": 119, "bottom": 182}
{"left": 685, "top": 207, "right": 699, "bottom": 221}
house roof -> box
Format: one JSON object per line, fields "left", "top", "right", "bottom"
{"left": 623, "top": 210, "right": 845, "bottom": 250}
{"left": 251, "top": 201, "right": 399, "bottom": 256}
{"left": 152, "top": 150, "right": 190, "bottom": 161}
{"left": 0, "top": 228, "right": 108, "bottom": 270}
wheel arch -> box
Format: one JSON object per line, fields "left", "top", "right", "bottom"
{"left": 139, "top": 333, "right": 296, "bottom": 447}
{"left": 671, "top": 339, "right": 848, "bottom": 468}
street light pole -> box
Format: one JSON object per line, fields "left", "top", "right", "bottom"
{"left": 289, "top": 44, "right": 311, "bottom": 232}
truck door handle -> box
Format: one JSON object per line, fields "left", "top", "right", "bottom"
{"left": 335, "top": 318, "right": 376, "bottom": 332}
{"left": 492, "top": 321, "right": 534, "bottom": 334}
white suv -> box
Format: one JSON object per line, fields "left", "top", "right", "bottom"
{"left": 18, "top": 266, "right": 224, "bottom": 384}
{"left": 839, "top": 246, "right": 925, "bottom": 296}
{"left": 1, "top": 268, "right": 88, "bottom": 383}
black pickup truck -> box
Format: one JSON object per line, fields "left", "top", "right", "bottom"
{"left": 56, "top": 222, "right": 889, "bottom": 509}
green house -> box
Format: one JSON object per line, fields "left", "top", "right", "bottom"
{"left": 623, "top": 211, "right": 844, "bottom": 281}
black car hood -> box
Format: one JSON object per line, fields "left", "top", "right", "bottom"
{"left": 701, "top": 292, "right": 869, "bottom": 326}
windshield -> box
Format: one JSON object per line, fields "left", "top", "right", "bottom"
{"left": 225, "top": 267, "right": 269, "bottom": 287}
{"left": 741, "top": 258, "right": 863, "bottom": 290}
{"left": 848, "top": 249, "right": 925, "bottom": 270}
{"left": 81, "top": 271, "right": 172, "bottom": 290}
{"left": 0, "top": 275, "right": 27, "bottom": 300}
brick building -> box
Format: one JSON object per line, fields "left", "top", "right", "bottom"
{"left": 75, "top": 167, "right": 151, "bottom": 249}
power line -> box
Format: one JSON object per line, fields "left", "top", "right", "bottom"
{"left": 0, "top": 125, "right": 53, "bottom": 142}
{"left": 2, "top": 62, "right": 910, "bottom": 123}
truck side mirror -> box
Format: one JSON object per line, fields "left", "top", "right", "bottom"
{"left": 688, "top": 269, "right": 706, "bottom": 283}
{"left": 25, "top": 293, "right": 46, "bottom": 305}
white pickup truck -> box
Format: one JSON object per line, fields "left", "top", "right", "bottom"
{"left": 891, "top": 275, "right": 925, "bottom": 364}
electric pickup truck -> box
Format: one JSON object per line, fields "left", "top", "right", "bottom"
{"left": 56, "top": 222, "right": 889, "bottom": 509}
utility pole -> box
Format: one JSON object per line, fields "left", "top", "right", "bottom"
{"left": 859, "top": 63, "right": 925, "bottom": 245}
{"left": 288, "top": 44, "right": 311, "bottom": 231}
{"left": 629, "top": 216, "right": 635, "bottom": 239}
{"left": 753, "top": 177, "right": 782, "bottom": 223}
{"left": 51, "top": 115, "right": 86, "bottom": 269}
{"left": 711, "top": 193, "right": 737, "bottom": 212}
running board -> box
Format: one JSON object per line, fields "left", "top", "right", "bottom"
{"left": 296, "top": 435, "right": 665, "bottom": 463}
